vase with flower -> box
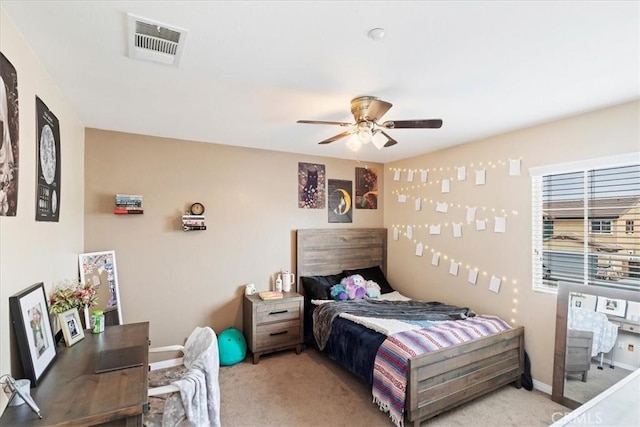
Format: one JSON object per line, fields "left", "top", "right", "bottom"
{"left": 49, "top": 279, "right": 99, "bottom": 330}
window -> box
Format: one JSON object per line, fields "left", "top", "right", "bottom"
{"left": 531, "top": 155, "right": 640, "bottom": 293}
{"left": 590, "top": 219, "right": 612, "bottom": 234}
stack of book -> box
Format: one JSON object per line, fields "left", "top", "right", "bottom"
{"left": 258, "top": 290, "right": 283, "bottom": 300}
{"left": 114, "top": 194, "right": 143, "bottom": 214}
{"left": 182, "top": 215, "right": 206, "bottom": 231}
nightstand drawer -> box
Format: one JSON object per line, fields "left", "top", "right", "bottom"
{"left": 256, "top": 320, "right": 300, "bottom": 350}
{"left": 256, "top": 301, "right": 301, "bottom": 325}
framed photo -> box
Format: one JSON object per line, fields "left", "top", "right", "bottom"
{"left": 58, "top": 308, "right": 85, "bottom": 347}
{"left": 78, "top": 250, "right": 122, "bottom": 324}
{"left": 570, "top": 294, "right": 587, "bottom": 309}
{"left": 9, "top": 283, "right": 57, "bottom": 386}
{"left": 596, "top": 296, "right": 627, "bottom": 317}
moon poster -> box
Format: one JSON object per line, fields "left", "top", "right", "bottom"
{"left": 328, "top": 179, "right": 352, "bottom": 223}
{"left": 298, "top": 162, "right": 325, "bottom": 209}
{"left": 0, "top": 52, "right": 19, "bottom": 216}
{"left": 355, "top": 167, "right": 378, "bottom": 209}
{"left": 35, "top": 96, "right": 60, "bottom": 222}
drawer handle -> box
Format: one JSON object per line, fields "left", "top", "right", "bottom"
{"left": 269, "top": 310, "right": 288, "bottom": 315}
{"left": 270, "top": 331, "right": 288, "bottom": 336}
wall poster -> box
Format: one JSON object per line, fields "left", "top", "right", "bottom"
{"left": 298, "top": 162, "right": 325, "bottom": 209}
{"left": 35, "top": 96, "right": 60, "bottom": 222}
{"left": 0, "top": 52, "right": 19, "bottom": 216}
{"left": 328, "top": 179, "right": 352, "bottom": 223}
{"left": 355, "top": 166, "right": 378, "bottom": 209}
{"left": 78, "top": 250, "right": 123, "bottom": 325}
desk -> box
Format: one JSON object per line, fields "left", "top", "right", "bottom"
{"left": 1, "top": 322, "right": 149, "bottom": 426}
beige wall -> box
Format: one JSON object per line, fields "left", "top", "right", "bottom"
{"left": 84, "top": 129, "right": 383, "bottom": 350}
{"left": 384, "top": 100, "right": 640, "bottom": 387}
{"left": 0, "top": 10, "right": 85, "bottom": 391}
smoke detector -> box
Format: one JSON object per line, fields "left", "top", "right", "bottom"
{"left": 127, "top": 13, "right": 188, "bottom": 67}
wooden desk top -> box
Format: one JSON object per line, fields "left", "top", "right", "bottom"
{"left": 1, "top": 322, "right": 149, "bottom": 426}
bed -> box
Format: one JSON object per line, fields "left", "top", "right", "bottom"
{"left": 296, "top": 228, "right": 525, "bottom": 427}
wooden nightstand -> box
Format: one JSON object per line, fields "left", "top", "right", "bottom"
{"left": 243, "top": 292, "right": 303, "bottom": 364}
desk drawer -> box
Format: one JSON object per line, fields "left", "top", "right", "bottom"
{"left": 256, "top": 301, "right": 301, "bottom": 325}
{"left": 256, "top": 320, "right": 300, "bottom": 350}
{"left": 621, "top": 322, "right": 639, "bottom": 334}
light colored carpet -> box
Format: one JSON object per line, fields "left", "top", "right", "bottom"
{"left": 221, "top": 349, "right": 568, "bottom": 426}
{"left": 147, "top": 348, "right": 569, "bottom": 426}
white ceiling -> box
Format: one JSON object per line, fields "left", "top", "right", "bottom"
{"left": 2, "top": 1, "right": 638, "bottom": 163}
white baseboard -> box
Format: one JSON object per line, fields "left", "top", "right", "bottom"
{"left": 598, "top": 357, "right": 637, "bottom": 371}
{"left": 530, "top": 359, "right": 638, "bottom": 397}
{"left": 533, "top": 379, "right": 552, "bottom": 394}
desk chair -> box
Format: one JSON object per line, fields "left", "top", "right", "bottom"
{"left": 147, "top": 326, "right": 221, "bottom": 426}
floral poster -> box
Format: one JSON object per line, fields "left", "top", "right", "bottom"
{"left": 328, "top": 179, "right": 352, "bottom": 223}
{"left": 298, "top": 162, "right": 325, "bottom": 209}
{"left": 0, "top": 52, "right": 19, "bottom": 216}
{"left": 355, "top": 167, "right": 378, "bottom": 209}
{"left": 35, "top": 96, "right": 61, "bottom": 222}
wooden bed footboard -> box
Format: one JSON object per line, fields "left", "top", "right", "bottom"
{"left": 296, "top": 228, "right": 525, "bottom": 426}
{"left": 405, "top": 326, "right": 525, "bottom": 426}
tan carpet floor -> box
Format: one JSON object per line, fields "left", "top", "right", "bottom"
{"left": 215, "top": 348, "right": 569, "bottom": 427}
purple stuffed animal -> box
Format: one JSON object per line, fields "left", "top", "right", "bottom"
{"left": 341, "top": 274, "right": 366, "bottom": 300}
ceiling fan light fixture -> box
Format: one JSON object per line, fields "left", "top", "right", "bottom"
{"left": 357, "top": 126, "right": 373, "bottom": 144}
{"left": 346, "top": 136, "right": 362, "bottom": 152}
{"left": 371, "top": 132, "right": 387, "bottom": 150}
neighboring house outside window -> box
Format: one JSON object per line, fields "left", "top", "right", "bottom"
{"left": 627, "top": 220, "right": 635, "bottom": 234}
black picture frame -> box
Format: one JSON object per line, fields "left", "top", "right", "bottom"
{"left": 9, "top": 282, "right": 57, "bottom": 386}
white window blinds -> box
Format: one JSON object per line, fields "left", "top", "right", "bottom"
{"left": 532, "top": 159, "right": 640, "bottom": 292}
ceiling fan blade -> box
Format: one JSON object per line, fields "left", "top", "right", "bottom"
{"left": 318, "top": 130, "right": 354, "bottom": 145}
{"left": 297, "top": 120, "right": 353, "bottom": 127}
{"left": 364, "top": 99, "right": 393, "bottom": 122}
{"left": 379, "top": 130, "right": 398, "bottom": 148}
{"left": 382, "top": 119, "right": 443, "bottom": 129}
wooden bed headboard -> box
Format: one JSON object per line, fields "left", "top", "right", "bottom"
{"left": 296, "top": 228, "right": 387, "bottom": 296}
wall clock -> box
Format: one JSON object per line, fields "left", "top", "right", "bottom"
{"left": 190, "top": 202, "right": 205, "bottom": 215}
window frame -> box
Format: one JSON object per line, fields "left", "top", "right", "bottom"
{"left": 530, "top": 153, "right": 640, "bottom": 294}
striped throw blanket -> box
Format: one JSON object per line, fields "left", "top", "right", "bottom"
{"left": 372, "top": 315, "right": 512, "bottom": 427}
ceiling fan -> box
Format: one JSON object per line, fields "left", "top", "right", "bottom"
{"left": 297, "top": 96, "right": 443, "bottom": 150}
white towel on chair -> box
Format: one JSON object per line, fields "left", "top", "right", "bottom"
{"left": 163, "top": 326, "right": 221, "bottom": 427}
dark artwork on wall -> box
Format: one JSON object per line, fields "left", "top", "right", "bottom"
{"left": 0, "top": 52, "right": 19, "bottom": 216}
{"left": 298, "top": 162, "right": 325, "bottom": 209}
{"left": 355, "top": 167, "right": 378, "bottom": 209}
{"left": 328, "top": 179, "right": 352, "bottom": 223}
{"left": 35, "top": 96, "right": 61, "bottom": 222}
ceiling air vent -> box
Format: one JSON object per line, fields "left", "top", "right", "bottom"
{"left": 127, "top": 13, "right": 188, "bottom": 67}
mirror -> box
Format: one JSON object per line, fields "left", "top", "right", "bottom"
{"left": 553, "top": 281, "right": 640, "bottom": 409}
{"left": 78, "top": 250, "right": 123, "bottom": 326}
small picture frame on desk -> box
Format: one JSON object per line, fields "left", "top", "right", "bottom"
{"left": 58, "top": 308, "right": 85, "bottom": 347}
{"left": 9, "top": 282, "right": 57, "bottom": 386}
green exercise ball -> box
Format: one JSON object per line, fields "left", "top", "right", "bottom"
{"left": 218, "top": 327, "right": 246, "bottom": 366}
